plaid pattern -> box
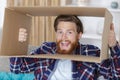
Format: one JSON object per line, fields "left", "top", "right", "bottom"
{"left": 10, "top": 42, "right": 120, "bottom": 80}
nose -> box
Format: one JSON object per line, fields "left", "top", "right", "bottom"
{"left": 62, "top": 33, "right": 67, "bottom": 40}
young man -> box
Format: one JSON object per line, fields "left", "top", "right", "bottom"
{"left": 10, "top": 15, "right": 120, "bottom": 80}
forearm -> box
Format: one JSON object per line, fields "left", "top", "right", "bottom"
{"left": 110, "top": 42, "right": 120, "bottom": 56}
{"left": 110, "top": 42, "right": 120, "bottom": 77}
{"left": 98, "top": 42, "right": 120, "bottom": 79}
{"left": 10, "top": 57, "right": 36, "bottom": 73}
{"left": 10, "top": 57, "right": 22, "bottom": 73}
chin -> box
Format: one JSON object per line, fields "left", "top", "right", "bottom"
{"left": 58, "top": 50, "right": 72, "bottom": 54}
{"left": 57, "top": 47, "right": 73, "bottom": 54}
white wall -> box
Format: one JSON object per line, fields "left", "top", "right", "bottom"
{"left": 0, "top": 0, "right": 6, "bottom": 44}
{"left": 61, "top": 0, "right": 120, "bottom": 48}
{"left": 0, "top": 0, "right": 6, "bottom": 28}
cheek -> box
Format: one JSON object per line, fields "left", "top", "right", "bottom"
{"left": 56, "top": 36, "right": 61, "bottom": 42}
{"left": 68, "top": 34, "right": 78, "bottom": 42}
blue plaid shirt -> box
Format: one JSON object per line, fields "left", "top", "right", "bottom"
{"left": 10, "top": 42, "right": 120, "bottom": 80}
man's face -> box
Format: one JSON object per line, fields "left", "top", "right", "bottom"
{"left": 56, "top": 21, "right": 82, "bottom": 54}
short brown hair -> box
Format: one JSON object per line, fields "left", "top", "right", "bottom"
{"left": 54, "top": 15, "right": 83, "bottom": 33}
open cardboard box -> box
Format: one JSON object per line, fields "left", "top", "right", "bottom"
{"left": 0, "top": 7, "right": 112, "bottom": 63}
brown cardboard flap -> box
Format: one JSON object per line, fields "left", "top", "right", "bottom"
{"left": 101, "top": 10, "right": 113, "bottom": 60}
{"left": 8, "top": 7, "right": 106, "bottom": 17}
{"left": 0, "top": 8, "right": 31, "bottom": 55}
{"left": 1, "top": 54, "right": 101, "bottom": 63}
{"left": 0, "top": 7, "right": 113, "bottom": 63}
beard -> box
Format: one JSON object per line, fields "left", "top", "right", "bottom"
{"left": 56, "top": 38, "right": 78, "bottom": 54}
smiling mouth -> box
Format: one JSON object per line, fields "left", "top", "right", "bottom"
{"left": 61, "top": 41, "right": 70, "bottom": 46}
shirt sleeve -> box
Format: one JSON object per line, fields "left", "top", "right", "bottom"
{"left": 10, "top": 42, "right": 55, "bottom": 74}
{"left": 10, "top": 57, "right": 39, "bottom": 73}
{"left": 98, "top": 42, "right": 120, "bottom": 79}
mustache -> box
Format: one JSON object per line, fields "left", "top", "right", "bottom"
{"left": 57, "top": 40, "right": 71, "bottom": 43}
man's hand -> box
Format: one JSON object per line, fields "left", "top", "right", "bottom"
{"left": 108, "top": 23, "right": 117, "bottom": 47}
{"left": 18, "top": 28, "right": 27, "bottom": 42}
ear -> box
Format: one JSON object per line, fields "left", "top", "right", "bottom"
{"left": 77, "top": 32, "right": 82, "bottom": 40}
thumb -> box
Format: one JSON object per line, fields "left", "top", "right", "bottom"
{"left": 108, "top": 23, "right": 117, "bottom": 47}
{"left": 110, "top": 23, "right": 114, "bottom": 31}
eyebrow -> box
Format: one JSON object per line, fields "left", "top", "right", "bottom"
{"left": 57, "top": 29, "right": 75, "bottom": 32}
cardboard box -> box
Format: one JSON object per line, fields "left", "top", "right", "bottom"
{"left": 0, "top": 7, "right": 112, "bottom": 63}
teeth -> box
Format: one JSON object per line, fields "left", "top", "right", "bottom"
{"left": 62, "top": 42, "right": 66, "bottom": 44}
{"left": 61, "top": 42, "right": 68, "bottom": 44}
{"left": 61, "top": 42, "right": 69, "bottom": 46}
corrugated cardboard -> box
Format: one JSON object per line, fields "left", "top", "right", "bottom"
{"left": 0, "top": 7, "right": 113, "bottom": 63}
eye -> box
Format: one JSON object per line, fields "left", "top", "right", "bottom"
{"left": 57, "top": 30, "right": 62, "bottom": 34}
{"left": 68, "top": 31, "right": 73, "bottom": 34}
{"left": 68, "top": 31, "right": 72, "bottom": 34}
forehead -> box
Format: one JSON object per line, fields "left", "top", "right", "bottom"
{"left": 57, "top": 21, "right": 77, "bottom": 29}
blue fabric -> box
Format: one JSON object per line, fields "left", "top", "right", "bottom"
{"left": 0, "top": 72, "right": 34, "bottom": 80}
